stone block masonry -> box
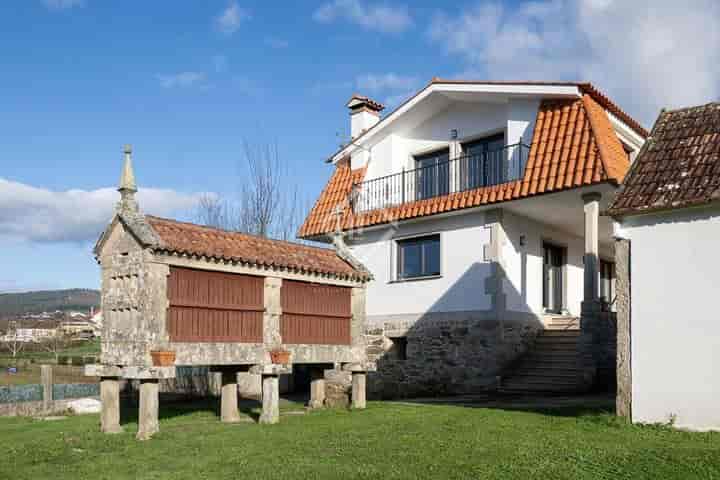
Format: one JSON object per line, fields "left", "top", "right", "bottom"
{"left": 363, "top": 312, "right": 541, "bottom": 399}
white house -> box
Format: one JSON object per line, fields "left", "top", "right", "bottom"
{"left": 300, "top": 79, "right": 647, "bottom": 397}
{"left": 607, "top": 102, "right": 720, "bottom": 431}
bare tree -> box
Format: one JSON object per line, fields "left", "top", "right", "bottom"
{"left": 0, "top": 320, "right": 26, "bottom": 359}
{"left": 195, "top": 193, "right": 229, "bottom": 230}
{"left": 194, "top": 140, "right": 308, "bottom": 241}
{"left": 37, "top": 331, "right": 72, "bottom": 363}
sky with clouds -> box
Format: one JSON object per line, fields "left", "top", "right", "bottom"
{"left": 1, "top": 0, "right": 718, "bottom": 292}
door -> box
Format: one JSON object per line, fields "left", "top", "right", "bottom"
{"left": 461, "top": 133, "right": 505, "bottom": 188}
{"left": 414, "top": 148, "right": 450, "bottom": 200}
{"left": 543, "top": 243, "right": 565, "bottom": 314}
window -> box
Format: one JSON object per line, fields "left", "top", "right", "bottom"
{"left": 414, "top": 148, "right": 449, "bottom": 200}
{"left": 461, "top": 133, "right": 506, "bottom": 188}
{"left": 542, "top": 243, "right": 565, "bottom": 314}
{"left": 396, "top": 234, "right": 441, "bottom": 280}
{"left": 600, "top": 260, "right": 616, "bottom": 305}
{"left": 389, "top": 337, "right": 408, "bottom": 361}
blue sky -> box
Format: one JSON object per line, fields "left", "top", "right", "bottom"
{"left": 1, "top": 0, "right": 718, "bottom": 292}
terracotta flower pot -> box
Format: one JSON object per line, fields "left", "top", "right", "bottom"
{"left": 270, "top": 349, "right": 291, "bottom": 364}
{"left": 150, "top": 350, "right": 176, "bottom": 367}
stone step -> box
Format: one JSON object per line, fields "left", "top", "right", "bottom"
{"left": 507, "top": 369, "right": 584, "bottom": 380}
{"left": 531, "top": 344, "right": 580, "bottom": 354}
{"left": 540, "top": 330, "right": 582, "bottom": 337}
{"left": 535, "top": 335, "right": 580, "bottom": 345}
{"left": 500, "top": 383, "right": 584, "bottom": 394}
{"left": 501, "top": 375, "right": 584, "bottom": 387}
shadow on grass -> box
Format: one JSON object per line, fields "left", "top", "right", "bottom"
{"left": 394, "top": 392, "right": 616, "bottom": 419}
{"left": 118, "top": 391, "right": 310, "bottom": 426}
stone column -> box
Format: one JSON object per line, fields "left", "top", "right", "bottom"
{"left": 220, "top": 370, "right": 241, "bottom": 423}
{"left": 263, "top": 277, "right": 282, "bottom": 348}
{"left": 615, "top": 237, "right": 632, "bottom": 419}
{"left": 100, "top": 377, "right": 123, "bottom": 434}
{"left": 351, "top": 372, "right": 367, "bottom": 409}
{"left": 582, "top": 192, "right": 602, "bottom": 304}
{"left": 41, "top": 364, "right": 53, "bottom": 413}
{"left": 259, "top": 374, "right": 280, "bottom": 424}
{"left": 136, "top": 379, "right": 159, "bottom": 441}
{"left": 308, "top": 369, "right": 326, "bottom": 409}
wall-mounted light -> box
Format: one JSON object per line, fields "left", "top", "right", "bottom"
{"left": 450, "top": 129, "right": 458, "bottom": 140}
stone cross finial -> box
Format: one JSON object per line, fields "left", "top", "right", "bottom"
{"left": 117, "top": 144, "right": 139, "bottom": 213}
{"left": 119, "top": 144, "right": 137, "bottom": 194}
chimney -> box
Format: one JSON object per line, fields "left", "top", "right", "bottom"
{"left": 346, "top": 94, "right": 384, "bottom": 139}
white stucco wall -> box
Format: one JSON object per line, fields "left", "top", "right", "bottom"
{"left": 354, "top": 98, "right": 540, "bottom": 180}
{"left": 348, "top": 211, "right": 493, "bottom": 318}
{"left": 501, "top": 211, "right": 592, "bottom": 316}
{"left": 622, "top": 204, "right": 720, "bottom": 431}
{"left": 348, "top": 208, "right": 603, "bottom": 320}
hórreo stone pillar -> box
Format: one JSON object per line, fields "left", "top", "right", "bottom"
{"left": 136, "top": 379, "right": 159, "bottom": 440}
{"left": 100, "top": 376, "right": 123, "bottom": 434}
{"left": 220, "top": 370, "right": 241, "bottom": 423}
{"left": 351, "top": 372, "right": 367, "bottom": 409}
{"left": 308, "top": 369, "right": 326, "bottom": 409}
{"left": 260, "top": 374, "right": 280, "bottom": 424}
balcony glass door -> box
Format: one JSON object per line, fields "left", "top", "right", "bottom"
{"left": 461, "top": 133, "right": 505, "bottom": 189}
{"left": 414, "top": 148, "right": 449, "bottom": 200}
{"left": 543, "top": 243, "right": 565, "bottom": 314}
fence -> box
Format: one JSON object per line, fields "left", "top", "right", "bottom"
{"left": 0, "top": 365, "right": 99, "bottom": 416}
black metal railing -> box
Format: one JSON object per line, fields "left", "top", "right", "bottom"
{"left": 350, "top": 142, "right": 531, "bottom": 213}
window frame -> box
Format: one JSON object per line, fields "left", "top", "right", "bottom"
{"left": 393, "top": 233, "right": 442, "bottom": 281}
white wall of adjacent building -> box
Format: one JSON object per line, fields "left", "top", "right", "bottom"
{"left": 621, "top": 204, "right": 720, "bottom": 431}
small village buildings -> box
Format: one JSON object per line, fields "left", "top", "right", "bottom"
{"left": 300, "top": 80, "right": 647, "bottom": 397}
{"left": 87, "top": 146, "right": 373, "bottom": 439}
{"left": 607, "top": 102, "right": 720, "bottom": 431}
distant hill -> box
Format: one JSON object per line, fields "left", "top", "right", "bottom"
{"left": 0, "top": 289, "right": 100, "bottom": 317}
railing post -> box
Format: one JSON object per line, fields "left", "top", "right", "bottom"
{"left": 401, "top": 167, "right": 406, "bottom": 204}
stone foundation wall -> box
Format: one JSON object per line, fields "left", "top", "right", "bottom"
{"left": 361, "top": 312, "right": 542, "bottom": 399}
{"left": 581, "top": 301, "right": 618, "bottom": 392}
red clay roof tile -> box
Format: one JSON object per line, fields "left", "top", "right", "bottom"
{"left": 147, "top": 216, "right": 368, "bottom": 281}
{"left": 607, "top": 102, "right": 720, "bottom": 217}
{"left": 300, "top": 95, "right": 639, "bottom": 238}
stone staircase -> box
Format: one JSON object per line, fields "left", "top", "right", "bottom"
{"left": 499, "top": 316, "right": 588, "bottom": 394}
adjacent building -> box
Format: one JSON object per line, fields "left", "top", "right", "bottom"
{"left": 607, "top": 102, "right": 720, "bottom": 431}
{"left": 300, "top": 79, "right": 647, "bottom": 397}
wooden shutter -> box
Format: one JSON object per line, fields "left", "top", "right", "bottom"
{"left": 167, "top": 267, "right": 263, "bottom": 343}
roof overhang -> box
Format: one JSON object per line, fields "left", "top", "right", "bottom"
{"left": 327, "top": 81, "right": 583, "bottom": 164}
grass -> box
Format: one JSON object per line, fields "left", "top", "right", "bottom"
{"left": 0, "top": 400, "right": 718, "bottom": 479}
{"left": 0, "top": 363, "right": 94, "bottom": 386}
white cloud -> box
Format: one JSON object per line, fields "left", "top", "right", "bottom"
{"left": 43, "top": 0, "right": 84, "bottom": 10}
{"left": 313, "top": 0, "right": 412, "bottom": 34}
{"left": 0, "top": 178, "right": 207, "bottom": 244}
{"left": 429, "top": 0, "right": 720, "bottom": 125}
{"left": 155, "top": 71, "right": 206, "bottom": 89}
{"left": 356, "top": 73, "right": 419, "bottom": 92}
{"left": 215, "top": 1, "right": 250, "bottom": 35}
{"left": 355, "top": 73, "right": 420, "bottom": 107}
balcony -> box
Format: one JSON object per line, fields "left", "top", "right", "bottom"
{"left": 350, "top": 142, "right": 531, "bottom": 213}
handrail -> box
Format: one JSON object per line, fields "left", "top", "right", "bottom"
{"left": 350, "top": 142, "right": 531, "bottom": 213}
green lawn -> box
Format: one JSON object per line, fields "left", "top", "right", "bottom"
{"left": 1, "top": 401, "right": 718, "bottom": 479}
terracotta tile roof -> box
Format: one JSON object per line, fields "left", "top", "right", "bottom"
{"left": 607, "top": 102, "right": 720, "bottom": 217}
{"left": 145, "top": 216, "right": 369, "bottom": 282}
{"left": 300, "top": 95, "right": 637, "bottom": 238}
